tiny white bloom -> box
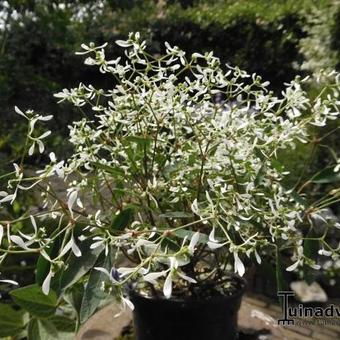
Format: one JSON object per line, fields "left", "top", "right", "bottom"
{"left": 49, "top": 152, "right": 56, "bottom": 162}
{"left": 318, "top": 249, "right": 332, "bottom": 256}
{"left": 0, "top": 225, "right": 3, "bottom": 246}
{"left": 234, "top": 252, "right": 245, "bottom": 276}
{"left": 163, "top": 272, "right": 172, "bottom": 299}
{"left": 208, "top": 227, "right": 218, "bottom": 242}
{"left": 207, "top": 241, "right": 224, "bottom": 250}
{"left": 28, "top": 142, "right": 35, "bottom": 156}
{"left": 58, "top": 238, "right": 73, "bottom": 258}
{"left": 0, "top": 194, "right": 15, "bottom": 204}
{"left": 14, "top": 106, "right": 28, "bottom": 119}
{"left": 0, "top": 278, "right": 18, "bottom": 286}
{"left": 177, "top": 271, "right": 197, "bottom": 283}
{"left": 254, "top": 249, "right": 261, "bottom": 264}
{"left": 67, "top": 190, "right": 78, "bottom": 216}
{"left": 71, "top": 235, "right": 82, "bottom": 257}
{"left": 10, "top": 235, "right": 29, "bottom": 249}
{"left": 30, "top": 215, "right": 37, "bottom": 234}
{"left": 42, "top": 270, "right": 53, "bottom": 295}
{"left": 143, "top": 271, "right": 166, "bottom": 285}
{"left": 188, "top": 231, "right": 200, "bottom": 254}
{"left": 286, "top": 260, "right": 300, "bottom": 272}
{"left": 122, "top": 297, "right": 134, "bottom": 311}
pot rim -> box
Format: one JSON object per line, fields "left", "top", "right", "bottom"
{"left": 128, "top": 274, "right": 247, "bottom": 304}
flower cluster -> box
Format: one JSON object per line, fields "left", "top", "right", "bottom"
{"left": 1, "top": 33, "right": 340, "bottom": 307}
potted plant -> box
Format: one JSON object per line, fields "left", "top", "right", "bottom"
{"left": 0, "top": 32, "right": 340, "bottom": 339}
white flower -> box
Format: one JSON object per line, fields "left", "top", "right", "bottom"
{"left": 94, "top": 267, "right": 120, "bottom": 284}
{"left": 30, "top": 215, "right": 37, "bottom": 234}
{"left": 177, "top": 271, "right": 197, "bottom": 284}
{"left": 28, "top": 143, "right": 35, "bottom": 156}
{"left": 233, "top": 252, "right": 245, "bottom": 277}
{"left": 49, "top": 152, "right": 56, "bottom": 163}
{"left": 0, "top": 278, "right": 18, "bottom": 286}
{"left": 67, "top": 190, "right": 78, "bottom": 217}
{"left": 117, "top": 267, "right": 148, "bottom": 277}
{"left": 254, "top": 249, "right": 261, "bottom": 264}
{"left": 208, "top": 227, "right": 218, "bottom": 242}
{"left": 188, "top": 231, "right": 200, "bottom": 254}
{"left": 122, "top": 297, "right": 134, "bottom": 311}
{"left": 59, "top": 234, "right": 82, "bottom": 258}
{"left": 71, "top": 238, "right": 82, "bottom": 257}
{"left": 0, "top": 225, "right": 3, "bottom": 246}
{"left": 207, "top": 241, "right": 224, "bottom": 250}
{"left": 42, "top": 270, "right": 53, "bottom": 295}
{"left": 143, "top": 271, "right": 166, "bottom": 285}
{"left": 14, "top": 106, "right": 28, "bottom": 119}
{"left": 90, "top": 237, "right": 105, "bottom": 250}
{"left": 0, "top": 193, "right": 16, "bottom": 204}
{"left": 318, "top": 249, "right": 332, "bottom": 256}
{"left": 334, "top": 159, "right": 340, "bottom": 172}
{"left": 115, "top": 40, "right": 132, "bottom": 48}
{"left": 10, "top": 235, "right": 30, "bottom": 250}
{"left": 163, "top": 271, "right": 173, "bottom": 299}
{"left": 286, "top": 260, "right": 300, "bottom": 272}
{"left": 207, "top": 227, "right": 224, "bottom": 249}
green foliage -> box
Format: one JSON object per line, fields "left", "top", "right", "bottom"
{"left": 27, "top": 317, "right": 74, "bottom": 340}
{"left": 10, "top": 284, "right": 58, "bottom": 318}
{"left": 57, "top": 238, "right": 104, "bottom": 292}
{"left": 79, "top": 249, "right": 112, "bottom": 323}
{"left": 110, "top": 207, "right": 135, "bottom": 231}
{"left": 0, "top": 303, "right": 28, "bottom": 337}
{"left": 311, "top": 167, "right": 340, "bottom": 183}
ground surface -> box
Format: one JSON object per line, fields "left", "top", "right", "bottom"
{"left": 76, "top": 293, "right": 340, "bottom": 340}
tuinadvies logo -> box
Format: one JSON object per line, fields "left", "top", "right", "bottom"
{"left": 278, "top": 291, "right": 340, "bottom": 326}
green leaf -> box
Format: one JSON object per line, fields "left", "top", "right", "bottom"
{"left": 10, "top": 285, "right": 58, "bottom": 318}
{"left": 58, "top": 239, "right": 104, "bottom": 292}
{"left": 159, "top": 211, "right": 193, "bottom": 218}
{"left": 303, "top": 229, "right": 320, "bottom": 284}
{"left": 289, "top": 189, "right": 308, "bottom": 208}
{"left": 27, "top": 318, "right": 58, "bottom": 340}
{"left": 112, "top": 180, "right": 125, "bottom": 201}
{"left": 254, "top": 162, "right": 266, "bottom": 186}
{"left": 311, "top": 167, "right": 340, "bottom": 183}
{"left": 48, "top": 315, "right": 76, "bottom": 333}
{"left": 80, "top": 249, "right": 112, "bottom": 324}
{"left": 271, "top": 159, "right": 285, "bottom": 173}
{"left": 163, "top": 163, "right": 180, "bottom": 180}
{"left": 161, "top": 237, "right": 181, "bottom": 251}
{"left": 36, "top": 255, "right": 51, "bottom": 287}
{"left": 93, "top": 162, "right": 125, "bottom": 176}
{"left": 110, "top": 207, "right": 134, "bottom": 231}
{"left": 125, "top": 135, "right": 152, "bottom": 146}
{"left": 28, "top": 317, "right": 75, "bottom": 340}
{"left": 63, "top": 282, "right": 85, "bottom": 320}
{"left": 36, "top": 235, "right": 63, "bottom": 285}
{"left": 0, "top": 303, "right": 28, "bottom": 337}
{"left": 303, "top": 230, "right": 319, "bottom": 260}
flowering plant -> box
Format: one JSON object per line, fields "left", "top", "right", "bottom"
{"left": 1, "top": 33, "right": 340, "bottom": 332}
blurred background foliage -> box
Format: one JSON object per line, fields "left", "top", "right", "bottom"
{"left": 1, "top": 0, "right": 339, "bottom": 129}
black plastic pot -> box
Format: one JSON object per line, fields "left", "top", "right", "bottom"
{"left": 129, "top": 277, "right": 246, "bottom": 340}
